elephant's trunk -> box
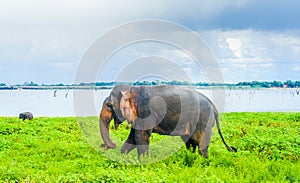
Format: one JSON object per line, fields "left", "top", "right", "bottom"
{"left": 99, "top": 106, "right": 116, "bottom": 150}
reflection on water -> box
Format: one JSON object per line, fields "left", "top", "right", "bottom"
{"left": 223, "top": 88, "right": 300, "bottom": 112}
{"left": 0, "top": 88, "right": 299, "bottom": 117}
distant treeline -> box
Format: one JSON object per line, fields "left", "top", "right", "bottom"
{"left": 0, "top": 80, "right": 299, "bottom": 90}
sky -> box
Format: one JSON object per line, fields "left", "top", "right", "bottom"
{"left": 0, "top": 0, "right": 299, "bottom": 85}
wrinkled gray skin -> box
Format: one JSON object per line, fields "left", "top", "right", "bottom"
{"left": 99, "top": 85, "right": 237, "bottom": 158}
{"left": 19, "top": 112, "right": 33, "bottom": 120}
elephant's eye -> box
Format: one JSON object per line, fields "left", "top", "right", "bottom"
{"left": 106, "top": 103, "right": 113, "bottom": 108}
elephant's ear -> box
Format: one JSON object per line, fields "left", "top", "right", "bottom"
{"left": 120, "top": 90, "right": 128, "bottom": 115}
{"left": 119, "top": 90, "right": 137, "bottom": 124}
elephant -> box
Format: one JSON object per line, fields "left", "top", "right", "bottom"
{"left": 19, "top": 112, "right": 33, "bottom": 121}
{"left": 99, "top": 85, "right": 237, "bottom": 158}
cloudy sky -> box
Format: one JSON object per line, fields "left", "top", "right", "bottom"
{"left": 0, "top": 0, "right": 299, "bottom": 85}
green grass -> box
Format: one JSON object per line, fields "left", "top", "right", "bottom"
{"left": 0, "top": 113, "right": 299, "bottom": 182}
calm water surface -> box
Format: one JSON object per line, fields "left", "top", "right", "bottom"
{"left": 1, "top": 88, "right": 299, "bottom": 117}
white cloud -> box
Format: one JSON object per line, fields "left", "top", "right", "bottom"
{"left": 202, "top": 29, "right": 300, "bottom": 63}
{"left": 200, "top": 29, "right": 300, "bottom": 82}
{"left": 269, "top": 33, "right": 300, "bottom": 59}
{"left": 226, "top": 38, "right": 242, "bottom": 58}
{"left": 293, "top": 66, "right": 300, "bottom": 72}
{"left": 52, "top": 62, "right": 76, "bottom": 70}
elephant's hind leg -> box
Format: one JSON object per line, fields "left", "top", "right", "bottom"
{"left": 198, "top": 124, "right": 213, "bottom": 158}
{"left": 189, "top": 129, "right": 211, "bottom": 158}
{"left": 199, "top": 147, "right": 209, "bottom": 158}
{"left": 181, "top": 135, "right": 197, "bottom": 153}
{"left": 197, "top": 112, "right": 215, "bottom": 158}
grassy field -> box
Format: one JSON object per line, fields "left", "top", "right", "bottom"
{"left": 0, "top": 112, "right": 299, "bottom": 182}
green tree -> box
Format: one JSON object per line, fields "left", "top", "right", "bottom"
{"left": 284, "top": 80, "right": 295, "bottom": 88}
{"left": 272, "top": 81, "right": 283, "bottom": 87}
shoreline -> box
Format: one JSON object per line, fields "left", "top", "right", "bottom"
{"left": 0, "top": 85, "right": 299, "bottom": 91}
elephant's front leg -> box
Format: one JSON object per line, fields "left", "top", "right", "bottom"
{"left": 134, "top": 129, "right": 152, "bottom": 158}
{"left": 121, "top": 128, "right": 136, "bottom": 154}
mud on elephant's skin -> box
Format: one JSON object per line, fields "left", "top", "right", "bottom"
{"left": 99, "top": 85, "right": 237, "bottom": 158}
{"left": 19, "top": 112, "right": 33, "bottom": 121}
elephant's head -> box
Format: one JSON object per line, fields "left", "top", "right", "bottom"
{"left": 99, "top": 85, "right": 133, "bottom": 150}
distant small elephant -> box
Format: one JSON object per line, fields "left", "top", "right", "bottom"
{"left": 19, "top": 112, "right": 33, "bottom": 120}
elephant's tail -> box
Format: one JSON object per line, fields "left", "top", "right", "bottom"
{"left": 214, "top": 110, "right": 237, "bottom": 152}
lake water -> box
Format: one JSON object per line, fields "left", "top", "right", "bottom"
{"left": 1, "top": 88, "right": 299, "bottom": 117}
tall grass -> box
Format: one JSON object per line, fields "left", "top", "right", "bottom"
{"left": 0, "top": 113, "right": 299, "bottom": 182}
